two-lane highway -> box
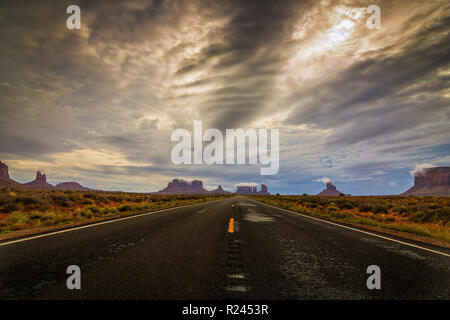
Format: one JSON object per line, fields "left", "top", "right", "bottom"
{"left": 0, "top": 196, "right": 449, "bottom": 299}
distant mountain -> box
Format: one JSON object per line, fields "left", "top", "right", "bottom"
{"left": 56, "top": 182, "right": 90, "bottom": 191}
{"left": 402, "top": 167, "right": 450, "bottom": 196}
{"left": 158, "top": 179, "right": 208, "bottom": 194}
{"left": 234, "top": 183, "right": 270, "bottom": 195}
{"left": 23, "top": 171, "right": 55, "bottom": 189}
{"left": 317, "top": 182, "right": 350, "bottom": 197}
{"left": 0, "top": 161, "right": 22, "bottom": 188}
{"left": 0, "top": 161, "right": 94, "bottom": 191}
{"left": 210, "top": 185, "right": 231, "bottom": 194}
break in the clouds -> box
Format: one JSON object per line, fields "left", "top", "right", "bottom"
{"left": 0, "top": 0, "right": 449, "bottom": 194}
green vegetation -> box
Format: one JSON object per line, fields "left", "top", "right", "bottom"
{"left": 0, "top": 188, "right": 230, "bottom": 234}
{"left": 250, "top": 195, "right": 450, "bottom": 243}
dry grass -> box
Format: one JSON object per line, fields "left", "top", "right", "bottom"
{"left": 0, "top": 188, "right": 230, "bottom": 234}
{"left": 250, "top": 195, "right": 450, "bottom": 243}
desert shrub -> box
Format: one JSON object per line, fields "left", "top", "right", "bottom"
{"left": 107, "top": 195, "right": 120, "bottom": 202}
{"left": 29, "top": 213, "right": 43, "bottom": 220}
{"left": 59, "top": 199, "right": 74, "bottom": 207}
{"left": 83, "top": 192, "right": 98, "bottom": 200}
{"left": 303, "top": 202, "right": 318, "bottom": 208}
{"left": 118, "top": 204, "right": 136, "bottom": 212}
{"left": 87, "top": 205, "right": 101, "bottom": 214}
{"left": 17, "top": 195, "right": 40, "bottom": 205}
{"left": 358, "top": 203, "right": 373, "bottom": 212}
{"left": 394, "top": 206, "right": 408, "bottom": 214}
{"left": 138, "top": 201, "right": 152, "bottom": 210}
{"left": 1, "top": 202, "right": 19, "bottom": 213}
{"left": 409, "top": 211, "right": 432, "bottom": 223}
{"left": 338, "top": 202, "right": 354, "bottom": 210}
{"left": 50, "top": 194, "right": 67, "bottom": 203}
{"left": 7, "top": 211, "right": 31, "bottom": 225}
{"left": 330, "top": 211, "right": 348, "bottom": 219}
{"left": 432, "top": 207, "right": 450, "bottom": 224}
{"left": 79, "top": 208, "right": 93, "bottom": 218}
{"left": 37, "top": 201, "right": 51, "bottom": 211}
{"left": 102, "top": 207, "right": 119, "bottom": 215}
{"left": 0, "top": 193, "right": 12, "bottom": 206}
{"left": 326, "top": 206, "right": 339, "bottom": 214}
{"left": 373, "top": 203, "right": 388, "bottom": 214}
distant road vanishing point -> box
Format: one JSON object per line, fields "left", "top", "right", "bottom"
{"left": 1, "top": 196, "right": 449, "bottom": 299}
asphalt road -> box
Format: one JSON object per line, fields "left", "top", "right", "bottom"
{"left": 0, "top": 196, "right": 449, "bottom": 299}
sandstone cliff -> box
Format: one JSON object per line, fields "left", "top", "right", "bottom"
{"left": 158, "top": 179, "right": 208, "bottom": 194}
{"left": 24, "top": 171, "right": 55, "bottom": 189}
{"left": 0, "top": 161, "right": 22, "bottom": 188}
{"left": 235, "top": 183, "right": 270, "bottom": 195}
{"left": 210, "top": 185, "right": 231, "bottom": 194}
{"left": 402, "top": 167, "right": 450, "bottom": 196}
{"left": 56, "top": 182, "right": 90, "bottom": 191}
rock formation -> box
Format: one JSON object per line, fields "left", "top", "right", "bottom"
{"left": 402, "top": 167, "right": 450, "bottom": 196}
{"left": 0, "top": 161, "right": 22, "bottom": 188}
{"left": 236, "top": 185, "right": 257, "bottom": 194}
{"left": 0, "top": 162, "right": 93, "bottom": 191}
{"left": 0, "top": 161, "right": 9, "bottom": 179}
{"left": 158, "top": 179, "right": 208, "bottom": 194}
{"left": 259, "top": 184, "right": 269, "bottom": 195}
{"left": 56, "top": 182, "right": 90, "bottom": 191}
{"left": 210, "top": 185, "right": 231, "bottom": 194}
{"left": 24, "top": 171, "right": 55, "bottom": 189}
{"left": 157, "top": 179, "right": 270, "bottom": 195}
{"left": 235, "top": 184, "right": 270, "bottom": 195}
{"left": 317, "top": 181, "right": 350, "bottom": 197}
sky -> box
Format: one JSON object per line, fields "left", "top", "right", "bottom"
{"left": 0, "top": 0, "right": 449, "bottom": 195}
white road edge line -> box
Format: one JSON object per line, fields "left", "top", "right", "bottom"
{"left": 253, "top": 200, "right": 450, "bottom": 258}
{"left": 0, "top": 200, "right": 219, "bottom": 247}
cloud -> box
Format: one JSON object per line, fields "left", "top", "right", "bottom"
{"left": 410, "top": 164, "right": 435, "bottom": 177}
{"left": 313, "top": 177, "right": 332, "bottom": 184}
{"left": 236, "top": 182, "right": 258, "bottom": 187}
{"left": 0, "top": 0, "right": 448, "bottom": 193}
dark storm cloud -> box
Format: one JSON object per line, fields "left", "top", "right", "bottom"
{"left": 169, "top": 0, "right": 307, "bottom": 130}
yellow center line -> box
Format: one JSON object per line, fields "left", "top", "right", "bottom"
{"left": 228, "top": 218, "right": 234, "bottom": 233}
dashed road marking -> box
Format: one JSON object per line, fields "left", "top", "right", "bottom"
{"left": 225, "top": 285, "right": 249, "bottom": 293}
{"left": 225, "top": 211, "right": 250, "bottom": 297}
{"left": 228, "top": 218, "right": 234, "bottom": 233}
{"left": 227, "top": 273, "right": 247, "bottom": 279}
